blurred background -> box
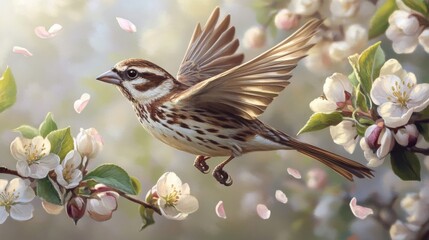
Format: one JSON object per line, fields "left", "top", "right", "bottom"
{"left": 0, "top": 0, "right": 429, "bottom": 239}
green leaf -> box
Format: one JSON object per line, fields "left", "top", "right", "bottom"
{"left": 139, "top": 205, "right": 155, "bottom": 231}
{"left": 390, "top": 147, "right": 421, "bottom": 181}
{"left": 354, "top": 86, "right": 369, "bottom": 112}
{"left": 39, "top": 112, "right": 58, "bottom": 138}
{"left": 131, "top": 176, "right": 142, "bottom": 195}
{"left": 36, "top": 177, "right": 62, "bottom": 205}
{"left": 0, "top": 67, "right": 17, "bottom": 113}
{"left": 14, "top": 125, "right": 39, "bottom": 138}
{"left": 368, "top": 0, "right": 397, "bottom": 39}
{"left": 402, "top": 0, "right": 428, "bottom": 15}
{"left": 298, "top": 112, "right": 343, "bottom": 135}
{"left": 348, "top": 72, "right": 359, "bottom": 88}
{"left": 84, "top": 164, "right": 137, "bottom": 195}
{"left": 357, "top": 42, "right": 385, "bottom": 95}
{"left": 46, "top": 127, "right": 74, "bottom": 160}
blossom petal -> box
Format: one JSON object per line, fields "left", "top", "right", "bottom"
{"left": 38, "top": 153, "right": 60, "bottom": 170}
{"left": 64, "top": 150, "right": 82, "bottom": 168}
{"left": 409, "top": 83, "right": 429, "bottom": 111}
{"left": 376, "top": 128, "right": 395, "bottom": 159}
{"left": 349, "top": 197, "right": 373, "bottom": 219}
{"left": 215, "top": 201, "right": 227, "bottom": 219}
{"left": 330, "top": 121, "right": 358, "bottom": 154}
{"left": 378, "top": 102, "right": 413, "bottom": 128}
{"left": 116, "top": 17, "right": 137, "bottom": 33}
{"left": 158, "top": 198, "right": 182, "bottom": 219}
{"left": 12, "top": 46, "right": 33, "bottom": 57}
{"left": 256, "top": 204, "right": 271, "bottom": 219}
{"left": 370, "top": 75, "right": 399, "bottom": 105}
{"left": 287, "top": 167, "right": 301, "bottom": 179}
{"left": 0, "top": 206, "right": 9, "bottom": 224}
{"left": 10, "top": 204, "right": 34, "bottom": 221}
{"left": 8, "top": 178, "right": 35, "bottom": 203}
{"left": 156, "top": 172, "right": 182, "bottom": 197}
{"left": 176, "top": 195, "right": 199, "bottom": 214}
{"left": 324, "top": 73, "right": 351, "bottom": 103}
{"left": 309, "top": 97, "right": 338, "bottom": 113}
{"left": 73, "top": 93, "right": 91, "bottom": 114}
{"left": 16, "top": 160, "right": 31, "bottom": 177}
{"left": 41, "top": 201, "right": 64, "bottom": 215}
{"left": 48, "top": 24, "right": 62, "bottom": 34}
{"left": 0, "top": 179, "right": 8, "bottom": 193}
{"left": 34, "top": 26, "right": 51, "bottom": 38}
{"left": 181, "top": 183, "right": 190, "bottom": 195}
{"left": 360, "top": 138, "right": 385, "bottom": 167}
{"left": 419, "top": 28, "right": 429, "bottom": 53}
{"left": 380, "top": 59, "right": 408, "bottom": 81}
{"left": 10, "top": 137, "right": 28, "bottom": 161}
{"left": 275, "top": 190, "right": 288, "bottom": 204}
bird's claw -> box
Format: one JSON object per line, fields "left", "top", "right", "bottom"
{"left": 213, "top": 167, "right": 233, "bottom": 186}
{"left": 194, "top": 155, "right": 210, "bottom": 174}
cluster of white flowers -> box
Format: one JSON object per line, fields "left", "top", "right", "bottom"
{"left": 310, "top": 59, "right": 429, "bottom": 167}
{"left": 146, "top": 172, "right": 199, "bottom": 220}
{"left": 390, "top": 182, "right": 429, "bottom": 239}
{"left": 386, "top": 0, "right": 429, "bottom": 54}
{"left": 245, "top": 0, "right": 374, "bottom": 73}
{"left": 0, "top": 127, "right": 103, "bottom": 224}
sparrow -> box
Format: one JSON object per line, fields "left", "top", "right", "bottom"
{"left": 96, "top": 7, "right": 373, "bottom": 186}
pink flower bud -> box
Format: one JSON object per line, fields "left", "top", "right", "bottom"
{"left": 274, "top": 9, "right": 299, "bottom": 31}
{"left": 67, "top": 196, "right": 86, "bottom": 224}
{"left": 394, "top": 124, "right": 419, "bottom": 147}
{"left": 87, "top": 187, "right": 119, "bottom": 222}
{"left": 362, "top": 121, "right": 395, "bottom": 163}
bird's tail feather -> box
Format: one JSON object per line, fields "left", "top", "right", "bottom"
{"left": 285, "top": 138, "right": 374, "bottom": 181}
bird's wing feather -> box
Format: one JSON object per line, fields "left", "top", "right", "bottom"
{"left": 172, "top": 19, "right": 323, "bottom": 120}
{"left": 176, "top": 7, "right": 244, "bottom": 86}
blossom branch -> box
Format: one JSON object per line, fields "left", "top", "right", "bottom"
{"left": 0, "top": 166, "right": 24, "bottom": 178}
{"left": 118, "top": 192, "right": 161, "bottom": 215}
{"left": 410, "top": 147, "right": 429, "bottom": 155}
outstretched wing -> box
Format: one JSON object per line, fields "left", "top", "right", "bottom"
{"left": 172, "top": 19, "right": 323, "bottom": 120}
{"left": 176, "top": 7, "right": 244, "bottom": 87}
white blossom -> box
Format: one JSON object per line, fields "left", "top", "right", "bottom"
{"left": 360, "top": 122, "right": 395, "bottom": 167}
{"left": 306, "top": 168, "right": 328, "bottom": 189}
{"left": 10, "top": 136, "right": 60, "bottom": 179}
{"left": 386, "top": 10, "right": 423, "bottom": 54}
{"left": 401, "top": 192, "right": 429, "bottom": 225}
{"left": 289, "top": 0, "right": 320, "bottom": 16}
{"left": 310, "top": 73, "right": 352, "bottom": 113}
{"left": 54, "top": 150, "right": 83, "bottom": 189}
{"left": 389, "top": 220, "right": 417, "bottom": 240}
{"left": 330, "top": 0, "right": 360, "bottom": 18}
{"left": 329, "top": 24, "right": 368, "bottom": 62}
{"left": 87, "top": 184, "right": 119, "bottom": 222}
{"left": 76, "top": 128, "right": 103, "bottom": 159}
{"left": 0, "top": 178, "right": 35, "bottom": 224}
{"left": 243, "top": 26, "right": 266, "bottom": 49}
{"left": 330, "top": 120, "right": 359, "bottom": 154}
{"left": 155, "top": 172, "right": 198, "bottom": 220}
{"left": 370, "top": 59, "right": 429, "bottom": 128}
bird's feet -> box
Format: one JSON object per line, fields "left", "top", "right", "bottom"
{"left": 193, "top": 155, "right": 211, "bottom": 174}
{"left": 213, "top": 165, "right": 233, "bottom": 186}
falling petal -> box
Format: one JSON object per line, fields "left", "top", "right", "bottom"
{"left": 215, "top": 201, "right": 227, "bottom": 219}
{"left": 34, "top": 26, "right": 51, "bottom": 38}
{"left": 256, "top": 204, "right": 271, "bottom": 219}
{"left": 48, "top": 24, "right": 63, "bottom": 34}
{"left": 349, "top": 197, "right": 374, "bottom": 219}
{"left": 12, "top": 46, "right": 33, "bottom": 57}
{"left": 275, "top": 190, "right": 288, "bottom": 204}
{"left": 35, "top": 24, "right": 62, "bottom": 39}
{"left": 287, "top": 167, "right": 302, "bottom": 179}
{"left": 116, "top": 17, "right": 137, "bottom": 33}
{"left": 73, "top": 93, "right": 91, "bottom": 114}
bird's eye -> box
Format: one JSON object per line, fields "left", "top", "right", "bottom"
{"left": 126, "top": 69, "right": 138, "bottom": 79}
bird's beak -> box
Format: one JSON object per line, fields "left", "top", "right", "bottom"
{"left": 96, "top": 70, "right": 121, "bottom": 85}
